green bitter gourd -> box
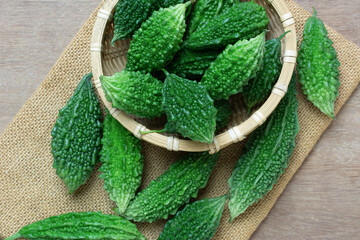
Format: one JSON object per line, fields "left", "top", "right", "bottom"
{"left": 158, "top": 195, "right": 228, "bottom": 240}
{"left": 5, "top": 212, "right": 146, "bottom": 240}
{"left": 166, "top": 48, "right": 222, "bottom": 80}
{"left": 201, "top": 32, "right": 266, "bottom": 100}
{"left": 112, "top": 0, "right": 160, "bottom": 44}
{"left": 100, "top": 70, "right": 163, "bottom": 119}
{"left": 186, "top": 0, "right": 235, "bottom": 37}
{"left": 214, "top": 100, "right": 232, "bottom": 132}
{"left": 162, "top": 72, "right": 217, "bottom": 143}
{"left": 186, "top": 1, "right": 269, "bottom": 50}
{"left": 118, "top": 152, "right": 220, "bottom": 223}
{"left": 243, "top": 31, "right": 289, "bottom": 112}
{"left": 99, "top": 111, "right": 144, "bottom": 214}
{"left": 51, "top": 73, "right": 102, "bottom": 194}
{"left": 160, "top": 0, "right": 185, "bottom": 8}
{"left": 125, "top": 2, "right": 191, "bottom": 73}
{"left": 228, "top": 75, "right": 299, "bottom": 221}
{"left": 297, "top": 9, "right": 340, "bottom": 118}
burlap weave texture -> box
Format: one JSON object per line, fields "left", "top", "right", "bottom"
{"left": 1, "top": 0, "right": 359, "bottom": 239}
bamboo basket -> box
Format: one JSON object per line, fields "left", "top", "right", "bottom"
{"left": 90, "top": 0, "right": 297, "bottom": 153}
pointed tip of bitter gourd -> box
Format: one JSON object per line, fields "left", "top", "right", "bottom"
{"left": 320, "top": 101, "right": 336, "bottom": 119}
{"left": 67, "top": 186, "right": 77, "bottom": 194}
{"left": 184, "top": 1, "right": 192, "bottom": 8}
{"left": 113, "top": 207, "right": 121, "bottom": 215}
{"left": 228, "top": 203, "right": 246, "bottom": 222}
{"left": 4, "top": 232, "right": 21, "bottom": 240}
{"left": 111, "top": 37, "right": 118, "bottom": 47}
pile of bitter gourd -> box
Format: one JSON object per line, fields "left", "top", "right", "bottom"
{"left": 5, "top": 1, "right": 340, "bottom": 240}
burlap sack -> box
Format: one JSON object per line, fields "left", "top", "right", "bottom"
{"left": 1, "top": 0, "right": 359, "bottom": 239}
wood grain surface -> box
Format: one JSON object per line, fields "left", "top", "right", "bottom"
{"left": 0, "top": 0, "right": 359, "bottom": 239}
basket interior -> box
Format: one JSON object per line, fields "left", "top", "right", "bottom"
{"left": 101, "top": 0, "right": 285, "bottom": 138}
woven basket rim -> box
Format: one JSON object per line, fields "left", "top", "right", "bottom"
{"left": 90, "top": 0, "right": 297, "bottom": 154}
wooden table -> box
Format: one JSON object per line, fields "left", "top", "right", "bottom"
{"left": 0, "top": 1, "right": 359, "bottom": 239}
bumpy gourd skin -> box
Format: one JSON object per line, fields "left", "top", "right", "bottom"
{"left": 100, "top": 70, "right": 163, "bottom": 119}
{"left": 118, "top": 152, "right": 220, "bottom": 223}
{"left": 186, "top": 1, "right": 269, "bottom": 50}
{"left": 162, "top": 73, "right": 217, "bottom": 143}
{"left": 5, "top": 212, "right": 146, "bottom": 240}
{"left": 186, "top": 0, "right": 235, "bottom": 36}
{"left": 214, "top": 100, "right": 232, "bottom": 132}
{"left": 201, "top": 32, "right": 266, "bottom": 100}
{"left": 243, "top": 32, "right": 288, "bottom": 112}
{"left": 160, "top": 0, "right": 185, "bottom": 8}
{"left": 166, "top": 48, "right": 222, "bottom": 79}
{"left": 297, "top": 9, "right": 340, "bottom": 118}
{"left": 99, "top": 112, "right": 143, "bottom": 214}
{"left": 112, "top": 0, "right": 159, "bottom": 44}
{"left": 158, "top": 195, "right": 227, "bottom": 240}
{"left": 125, "top": 2, "right": 190, "bottom": 73}
{"left": 228, "top": 76, "right": 299, "bottom": 221}
{"left": 51, "top": 73, "right": 102, "bottom": 194}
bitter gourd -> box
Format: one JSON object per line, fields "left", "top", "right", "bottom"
{"left": 186, "top": 0, "right": 235, "bottom": 36}
{"left": 118, "top": 152, "right": 220, "bottom": 223}
{"left": 112, "top": 0, "right": 160, "bottom": 44}
{"left": 186, "top": 1, "right": 269, "bottom": 50}
{"left": 162, "top": 72, "right": 217, "bottom": 143}
{"left": 5, "top": 212, "right": 146, "bottom": 240}
{"left": 228, "top": 75, "right": 299, "bottom": 221}
{"left": 297, "top": 9, "right": 340, "bottom": 118}
{"left": 201, "top": 32, "right": 266, "bottom": 100}
{"left": 243, "top": 31, "right": 289, "bottom": 112}
{"left": 51, "top": 73, "right": 102, "bottom": 194}
{"left": 166, "top": 48, "right": 222, "bottom": 79}
{"left": 160, "top": 0, "right": 185, "bottom": 8}
{"left": 214, "top": 100, "right": 232, "bottom": 132}
{"left": 158, "top": 195, "right": 228, "bottom": 240}
{"left": 126, "top": 2, "right": 191, "bottom": 73}
{"left": 99, "top": 111, "right": 143, "bottom": 214}
{"left": 100, "top": 70, "right": 163, "bottom": 119}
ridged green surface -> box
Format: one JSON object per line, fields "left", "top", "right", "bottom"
{"left": 160, "top": 0, "right": 185, "bottom": 8}
{"left": 100, "top": 70, "right": 163, "bottom": 119}
{"left": 126, "top": 2, "right": 190, "bottom": 73}
{"left": 243, "top": 32, "right": 287, "bottom": 112}
{"left": 297, "top": 9, "right": 340, "bottom": 118}
{"left": 228, "top": 75, "right": 299, "bottom": 221}
{"left": 186, "top": 0, "right": 235, "bottom": 36}
{"left": 51, "top": 73, "right": 102, "bottom": 194}
{"left": 214, "top": 100, "right": 232, "bottom": 132}
{"left": 112, "top": 0, "right": 159, "bottom": 43}
{"left": 162, "top": 73, "right": 217, "bottom": 143}
{"left": 186, "top": 1, "right": 269, "bottom": 50}
{"left": 201, "top": 32, "right": 266, "bottom": 100}
{"left": 99, "top": 112, "right": 143, "bottom": 214}
{"left": 158, "top": 195, "right": 227, "bottom": 240}
{"left": 5, "top": 212, "right": 146, "bottom": 240}
{"left": 119, "top": 152, "right": 220, "bottom": 223}
{"left": 166, "top": 48, "right": 222, "bottom": 79}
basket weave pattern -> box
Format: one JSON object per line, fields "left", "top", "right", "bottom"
{"left": 91, "top": 0, "right": 297, "bottom": 153}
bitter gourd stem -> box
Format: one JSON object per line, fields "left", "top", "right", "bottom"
{"left": 278, "top": 30, "right": 291, "bottom": 41}
{"left": 4, "top": 233, "right": 21, "bottom": 240}
{"left": 313, "top": 7, "right": 317, "bottom": 16}
{"left": 140, "top": 129, "right": 167, "bottom": 134}
{"left": 162, "top": 69, "right": 170, "bottom": 76}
